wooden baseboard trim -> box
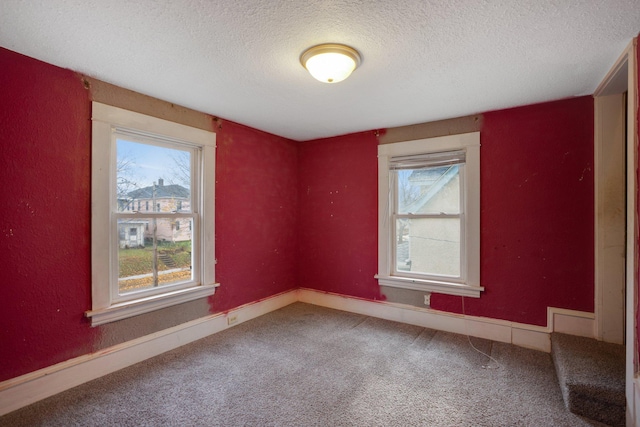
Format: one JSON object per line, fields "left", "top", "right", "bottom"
{"left": 0, "top": 290, "right": 297, "bottom": 417}
{"left": 297, "top": 288, "right": 596, "bottom": 353}
{"left": 0, "top": 287, "right": 595, "bottom": 417}
{"left": 547, "top": 306, "right": 595, "bottom": 338}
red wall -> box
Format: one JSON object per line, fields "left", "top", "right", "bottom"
{"left": 0, "top": 48, "right": 298, "bottom": 382}
{"left": 214, "top": 121, "right": 298, "bottom": 312}
{"left": 298, "top": 97, "right": 594, "bottom": 326}
{"left": 297, "top": 132, "right": 382, "bottom": 300}
{"left": 0, "top": 48, "right": 96, "bottom": 380}
{"left": 434, "top": 97, "right": 595, "bottom": 325}
{"left": 0, "top": 45, "right": 597, "bottom": 383}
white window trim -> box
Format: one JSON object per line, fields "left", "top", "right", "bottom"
{"left": 87, "top": 102, "right": 218, "bottom": 326}
{"left": 376, "top": 132, "right": 483, "bottom": 298}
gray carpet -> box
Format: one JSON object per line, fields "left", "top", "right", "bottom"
{"left": 1, "top": 303, "right": 607, "bottom": 426}
{"left": 552, "top": 333, "right": 625, "bottom": 426}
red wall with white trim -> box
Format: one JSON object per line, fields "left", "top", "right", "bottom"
{"left": 0, "top": 47, "right": 298, "bottom": 382}
{"left": 298, "top": 97, "right": 595, "bottom": 327}
{"left": 433, "top": 98, "right": 594, "bottom": 325}
{"left": 0, "top": 44, "right": 596, "bottom": 384}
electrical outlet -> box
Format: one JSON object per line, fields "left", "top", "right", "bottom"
{"left": 424, "top": 294, "right": 431, "bottom": 306}
{"left": 227, "top": 315, "right": 238, "bottom": 325}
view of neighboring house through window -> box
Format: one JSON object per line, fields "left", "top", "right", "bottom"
{"left": 393, "top": 154, "right": 463, "bottom": 278}
{"left": 376, "top": 132, "right": 482, "bottom": 297}
{"left": 116, "top": 138, "right": 195, "bottom": 296}
{"left": 89, "top": 102, "right": 217, "bottom": 326}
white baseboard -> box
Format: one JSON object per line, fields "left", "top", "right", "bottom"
{"left": 297, "top": 288, "right": 596, "bottom": 353}
{"left": 0, "top": 289, "right": 298, "bottom": 417}
{"left": 0, "top": 287, "right": 596, "bottom": 417}
{"left": 547, "top": 307, "right": 595, "bottom": 338}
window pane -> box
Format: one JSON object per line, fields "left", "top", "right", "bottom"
{"left": 116, "top": 139, "right": 192, "bottom": 213}
{"left": 396, "top": 217, "right": 460, "bottom": 277}
{"left": 117, "top": 218, "right": 193, "bottom": 294}
{"left": 396, "top": 165, "right": 460, "bottom": 214}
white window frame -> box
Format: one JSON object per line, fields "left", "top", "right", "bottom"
{"left": 376, "top": 132, "right": 483, "bottom": 297}
{"left": 87, "top": 102, "right": 218, "bottom": 326}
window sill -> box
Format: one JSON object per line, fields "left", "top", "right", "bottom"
{"left": 85, "top": 283, "right": 219, "bottom": 327}
{"left": 375, "top": 275, "right": 483, "bottom": 298}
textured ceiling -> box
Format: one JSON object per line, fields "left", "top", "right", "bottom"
{"left": 1, "top": 1, "right": 639, "bottom": 141}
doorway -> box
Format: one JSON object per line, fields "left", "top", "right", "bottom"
{"left": 594, "top": 88, "right": 627, "bottom": 345}
{"left": 593, "top": 38, "right": 637, "bottom": 425}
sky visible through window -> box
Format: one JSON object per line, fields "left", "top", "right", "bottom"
{"left": 117, "top": 139, "right": 190, "bottom": 191}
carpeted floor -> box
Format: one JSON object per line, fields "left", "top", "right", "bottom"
{"left": 552, "top": 333, "right": 625, "bottom": 426}
{"left": 0, "top": 303, "right": 606, "bottom": 426}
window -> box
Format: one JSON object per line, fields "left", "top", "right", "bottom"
{"left": 87, "top": 102, "right": 218, "bottom": 326}
{"left": 376, "top": 132, "right": 482, "bottom": 297}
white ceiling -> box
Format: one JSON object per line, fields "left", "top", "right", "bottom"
{"left": 1, "top": 1, "right": 639, "bottom": 141}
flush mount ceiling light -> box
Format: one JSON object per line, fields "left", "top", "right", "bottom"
{"left": 300, "top": 43, "right": 362, "bottom": 84}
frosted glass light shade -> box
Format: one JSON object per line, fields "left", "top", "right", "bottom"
{"left": 300, "top": 44, "right": 361, "bottom": 84}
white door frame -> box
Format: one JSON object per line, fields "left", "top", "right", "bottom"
{"left": 594, "top": 91, "right": 626, "bottom": 345}
{"left": 594, "top": 38, "right": 638, "bottom": 426}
